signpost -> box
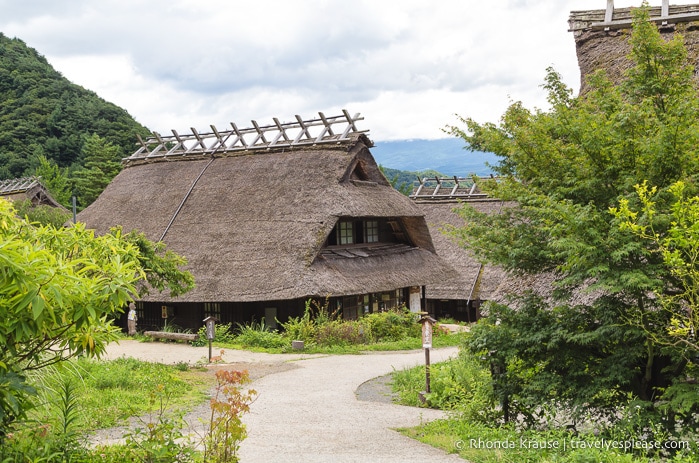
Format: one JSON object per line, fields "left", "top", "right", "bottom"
{"left": 419, "top": 314, "right": 436, "bottom": 401}
{"left": 203, "top": 316, "right": 217, "bottom": 362}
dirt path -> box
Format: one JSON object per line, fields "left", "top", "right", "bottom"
{"left": 97, "top": 340, "right": 465, "bottom": 462}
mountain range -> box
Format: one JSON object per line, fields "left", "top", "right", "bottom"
{"left": 371, "top": 138, "right": 499, "bottom": 177}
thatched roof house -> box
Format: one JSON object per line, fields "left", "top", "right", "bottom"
{"left": 569, "top": 1, "right": 699, "bottom": 92}
{"left": 0, "top": 176, "right": 64, "bottom": 208}
{"left": 78, "top": 111, "right": 456, "bottom": 330}
{"left": 410, "top": 176, "right": 511, "bottom": 322}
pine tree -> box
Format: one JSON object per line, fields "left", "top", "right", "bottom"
{"left": 71, "top": 134, "right": 122, "bottom": 208}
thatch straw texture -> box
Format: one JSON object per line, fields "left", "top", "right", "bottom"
{"left": 79, "top": 134, "right": 455, "bottom": 303}
{"left": 417, "top": 199, "right": 511, "bottom": 301}
{"left": 569, "top": 4, "right": 699, "bottom": 93}
{"left": 0, "top": 177, "right": 64, "bottom": 209}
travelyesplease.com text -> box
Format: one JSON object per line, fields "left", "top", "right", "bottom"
{"left": 456, "top": 437, "right": 691, "bottom": 452}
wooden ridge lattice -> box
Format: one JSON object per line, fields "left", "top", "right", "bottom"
{"left": 124, "top": 110, "right": 366, "bottom": 163}
{"left": 410, "top": 175, "right": 499, "bottom": 201}
{"left": 0, "top": 176, "right": 41, "bottom": 195}
{"left": 586, "top": 0, "right": 699, "bottom": 31}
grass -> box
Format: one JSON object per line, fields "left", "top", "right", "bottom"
{"left": 391, "top": 353, "right": 699, "bottom": 463}
{"left": 29, "top": 357, "right": 213, "bottom": 430}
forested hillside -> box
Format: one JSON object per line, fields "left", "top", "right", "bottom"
{"left": 379, "top": 166, "right": 444, "bottom": 196}
{"left": 0, "top": 33, "right": 150, "bottom": 207}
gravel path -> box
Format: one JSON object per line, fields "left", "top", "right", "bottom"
{"left": 98, "top": 340, "right": 465, "bottom": 462}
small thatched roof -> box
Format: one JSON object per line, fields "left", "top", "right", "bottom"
{"left": 0, "top": 177, "right": 64, "bottom": 209}
{"left": 417, "top": 198, "right": 511, "bottom": 301}
{"left": 409, "top": 176, "right": 512, "bottom": 301}
{"left": 569, "top": 3, "right": 699, "bottom": 93}
{"left": 79, "top": 113, "right": 455, "bottom": 303}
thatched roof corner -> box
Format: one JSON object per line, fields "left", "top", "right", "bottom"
{"left": 0, "top": 176, "right": 65, "bottom": 209}
{"left": 569, "top": 4, "right": 699, "bottom": 93}
{"left": 79, "top": 116, "right": 454, "bottom": 303}
{"left": 416, "top": 198, "right": 510, "bottom": 301}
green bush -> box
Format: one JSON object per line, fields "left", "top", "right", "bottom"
{"left": 193, "top": 322, "right": 236, "bottom": 346}
{"left": 280, "top": 309, "right": 317, "bottom": 345}
{"left": 234, "top": 320, "right": 287, "bottom": 349}
{"left": 392, "top": 347, "right": 498, "bottom": 421}
{"left": 360, "top": 308, "right": 420, "bottom": 342}
{"left": 315, "top": 320, "right": 368, "bottom": 346}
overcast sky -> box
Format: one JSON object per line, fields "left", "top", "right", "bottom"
{"left": 0, "top": 1, "right": 685, "bottom": 141}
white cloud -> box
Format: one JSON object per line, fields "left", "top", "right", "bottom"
{"left": 1, "top": 0, "right": 694, "bottom": 140}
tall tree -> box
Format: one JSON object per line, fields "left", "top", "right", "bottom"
{"left": 448, "top": 5, "right": 699, "bottom": 431}
{"left": 33, "top": 154, "right": 71, "bottom": 207}
{"left": 71, "top": 134, "right": 122, "bottom": 208}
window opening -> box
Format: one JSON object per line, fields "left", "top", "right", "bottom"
{"left": 364, "top": 220, "right": 378, "bottom": 243}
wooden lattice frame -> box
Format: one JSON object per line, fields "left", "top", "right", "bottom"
{"left": 589, "top": 0, "right": 699, "bottom": 31}
{"left": 124, "top": 110, "right": 365, "bottom": 163}
{"left": 0, "top": 177, "right": 41, "bottom": 195}
{"left": 410, "top": 175, "right": 498, "bottom": 201}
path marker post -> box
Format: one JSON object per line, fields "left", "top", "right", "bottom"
{"left": 419, "top": 314, "right": 436, "bottom": 403}
{"left": 203, "top": 316, "right": 217, "bottom": 362}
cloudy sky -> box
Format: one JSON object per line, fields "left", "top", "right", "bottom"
{"left": 0, "top": 1, "right": 683, "bottom": 141}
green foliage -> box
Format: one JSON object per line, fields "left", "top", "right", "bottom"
{"left": 34, "top": 155, "right": 72, "bottom": 207}
{"left": 613, "top": 180, "right": 699, "bottom": 355}
{"left": 393, "top": 346, "right": 699, "bottom": 462}
{"left": 379, "top": 165, "right": 446, "bottom": 196}
{"left": 234, "top": 320, "right": 287, "bottom": 350}
{"left": 193, "top": 323, "right": 236, "bottom": 347}
{"left": 0, "top": 33, "right": 150, "bottom": 181}
{"left": 13, "top": 198, "right": 71, "bottom": 228}
{"left": 121, "top": 384, "right": 195, "bottom": 463}
{"left": 314, "top": 319, "right": 367, "bottom": 346}
{"left": 117, "top": 228, "right": 195, "bottom": 298}
{"left": 279, "top": 299, "right": 423, "bottom": 349}
{"left": 443, "top": 4, "right": 699, "bottom": 434}
{"left": 466, "top": 299, "right": 659, "bottom": 426}
{"left": 0, "top": 198, "right": 142, "bottom": 437}
{"left": 392, "top": 346, "right": 497, "bottom": 422}
{"left": 72, "top": 134, "right": 123, "bottom": 208}
{"left": 0, "top": 199, "right": 192, "bottom": 439}
{"left": 361, "top": 309, "right": 420, "bottom": 342}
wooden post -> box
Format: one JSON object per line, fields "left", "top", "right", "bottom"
{"left": 419, "top": 315, "right": 436, "bottom": 400}
{"left": 605, "top": 0, "right": 614, "bottom": 23}
{"left": 425, "top": 345, "right": 431, "bottom": 394}
{"left": 203, "top": 316, "right": 217, "bottom": 362}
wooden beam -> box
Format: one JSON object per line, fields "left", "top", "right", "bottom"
{"left": 591, "top": 11, "right": 699, "bottom": 31}
{"left": 605, "top": 0, "right": 614, "bottom": 23}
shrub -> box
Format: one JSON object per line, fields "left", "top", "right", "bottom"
{"left": 360, "top": 308, "right": 420, "bottom": 342}
{"left": 315, "top": 320, "right": 367, "bottom": 347}
{"left": 193, "top": 322, "right": 236, "bottom": 346}
{"left": 201, "top": 370, "right": 257, "bottom": 463}
{"left": 280, "top": 300, "right": 318, "bottom": 344}
{"left": 234, "top": 320, "right": 286, "bottom": 349}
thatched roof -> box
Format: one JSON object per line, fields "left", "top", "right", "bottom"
{"left": 569, "top": 3, "right": 699, "bottom": 93}
{"left": 417, "top": 198, "right": 510, "bottom": 301}
{"left": 79, "top": 116, "right": 455, "bottom": 303}
{"left": 417, "top": 199, "right": 507, "bottom": 300}
{"left": 0, "top": 176, "right": 64, "bottom": 208}
{"left": 409, "top": 176, "right": 512, "bottom": 301}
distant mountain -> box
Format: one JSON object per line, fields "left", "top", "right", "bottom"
{"left": 371, "top": 138, "right": 499, "bottom": 176}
